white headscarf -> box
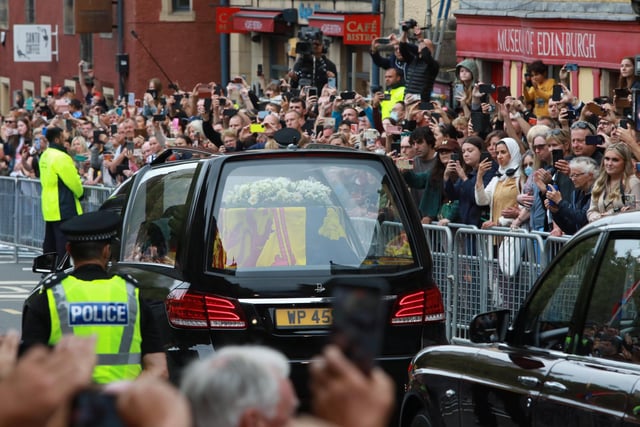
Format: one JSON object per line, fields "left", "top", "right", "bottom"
{"left": 496, "top": 137, "right": 522, "bottom": 181}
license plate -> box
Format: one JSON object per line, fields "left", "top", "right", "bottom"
{"left": 275, "top": 308, "right": 333, "bottom": 328}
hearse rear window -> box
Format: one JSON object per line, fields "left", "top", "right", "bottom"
{"left": 209, "top": 158, "right": 416, "bottom": 274}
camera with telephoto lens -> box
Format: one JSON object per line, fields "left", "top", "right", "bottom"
{"left": 401, "top": 19, "right": 418, "bottom": 32}
{"left": 296, "top": 27, "right": 323, "bottom": 56}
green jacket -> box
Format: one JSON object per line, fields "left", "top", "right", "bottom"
{"left": 39, "top": 144, "right": 83, "bottom": 221}
{"left": 46, "top": 274, "right": 143, "bottom": 384}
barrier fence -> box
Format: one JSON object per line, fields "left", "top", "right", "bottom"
{"left": 424, "top": 224, "right": 571, "bottom": 341}
{"left": 0, "top": 176, "right": 571, "bottom": 341}
{"left": 0, "top": 176, "right": 112, "bottom": 259}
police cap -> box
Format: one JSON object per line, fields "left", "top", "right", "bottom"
{"left": 60, "top": 211, "right": 120, "bottom": 242}
{"left": 273, "top": 128, "right": 302, "bottom": 147}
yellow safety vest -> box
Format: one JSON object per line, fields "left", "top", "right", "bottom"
{"left": 46, "top": 275, "right": 142, "bottom": 384}
{"left": 380, "top": 85, "right": 406, "bottom": 120}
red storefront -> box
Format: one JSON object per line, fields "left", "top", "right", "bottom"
{"left": 455, "top": 14, "right": 640, "bottom": 100}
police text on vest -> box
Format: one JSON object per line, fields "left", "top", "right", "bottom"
{"left": 69, "top": 303, "right": 129, "bottom": 325}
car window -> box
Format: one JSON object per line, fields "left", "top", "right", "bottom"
{"left": 582, "top": 237, "right": 640, "bottom": 363}
{"left": 209, "top": 158, "right": 416, "bottom": 273}
{"left": 519, "top": 235, "right": 599, "bottom": 350}
{"left": 121, "top": 163, "right": 197, "bottom": 265}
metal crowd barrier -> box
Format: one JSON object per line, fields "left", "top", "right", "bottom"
{"left": 0, "top": 176, "right": 112, "bottom": 259}
{"left": 423, "top": 224, "right": 571, "bottom": 342}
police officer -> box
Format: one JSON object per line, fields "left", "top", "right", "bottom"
{"left": 21, "top": 211, "right": 167, "bottom": 384}
{"left": 39, "top": 126, "right": 84, "bottom": 262}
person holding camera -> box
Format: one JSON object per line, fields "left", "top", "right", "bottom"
{"left": 399, "top": 24, "right": 439, "bottom": 106}
{"left": 544, "top": 156, "right": 598, "bottom": 235}
{"left": 288, "top": 28, "right": 337, "bottom": 95}
{"left": 523, "top": 60, "right": 556, "bottom": 119}
{"left": 370, "top": 32, "right": 413, "bottom": 77}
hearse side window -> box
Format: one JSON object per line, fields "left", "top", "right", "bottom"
{"left": 121, "top": 165, "right": 196, "bottom": 265}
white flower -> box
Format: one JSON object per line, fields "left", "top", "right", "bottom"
{"left": 222, "top": 177, "right": 332, "bottom": 207}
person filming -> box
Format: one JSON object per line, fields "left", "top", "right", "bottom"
{"left": 288, "top": 27, "right": 337, "bottom": 94}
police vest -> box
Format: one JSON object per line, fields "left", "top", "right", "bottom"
{"left": 45, "top": 275, "right": 142, "bottom": 384}
{"left": 380, "top": 85, "right": 406, "bottom": 120}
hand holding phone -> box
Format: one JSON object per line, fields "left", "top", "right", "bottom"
{"left": 250, "top": 123, "right": 266, "bottom": 133}
{"left": 480, "top": 151, "right": 492, "bottom": 164}
{"left": 340, "top": 91, "right": 356, "bottom": 100}
{"left": 329, "top": 278, "right": 388, "bottom": 375}
{"left": 552, "top": 85, "right": 564, "bottom": 102}
{"left": 496, "top": 86, "right": 511, "bottom": 104}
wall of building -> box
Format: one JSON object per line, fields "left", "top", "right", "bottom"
{"left": 454, "top": 0, "right": 638, "bottom": 105}
{"left": 0, "top": 0, "right": 222, "bottom": 115}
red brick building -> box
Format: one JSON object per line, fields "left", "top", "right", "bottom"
{"left": 0, "top": 0, "right": 221, "bottom": 114}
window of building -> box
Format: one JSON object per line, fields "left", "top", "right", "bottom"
{"left": 40, "top": 76, "right": 51, "bottom": 97}
{"left": 102, "top": 87, "right": 115, "bottom": 107}
{"left": 0, "top": 0, "right": 8, "bottom": 30}
{"left": 0, "top": 77, "right": 9, "bottom": 115}
{"left": 160, "top": 0, "right": 194, "bottom": 22}
{"left": 172, "top": 0, "right": 190, "bottom": 11}
{"left": 80, "top": 34, "right": 93, "bottom": 69}
{"left": 25, "top": 0, "right": 35, "bottom": 24}
{"left": 63, "top": 0, "right": 74, "bottom": 34}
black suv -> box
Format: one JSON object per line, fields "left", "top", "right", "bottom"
{"left": 101, "top": 147, "right": 447, "bottom": 396}
{"left": 401, "top": 211, "right": 640, "bottom": 426}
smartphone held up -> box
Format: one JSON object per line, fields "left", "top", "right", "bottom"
{"left": 329, "top": 278, "right": 388, "bottom": 375}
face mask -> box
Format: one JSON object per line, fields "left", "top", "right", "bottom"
{"left": 524, "top": 165, "right": 533, "bottom": 177}
{"left": 390, "top": 111, "right": 399, "bottom": 122}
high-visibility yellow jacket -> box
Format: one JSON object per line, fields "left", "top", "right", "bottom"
{"left": 39, "top": 144, "right": 83, "bottom": 221}
{"left": 46, "top": 275, "right": 142, "bottom": 384}
{"left": 380, "top": 85, "right": 406, "bottom": 120}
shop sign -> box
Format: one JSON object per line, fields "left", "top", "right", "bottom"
{"left": 344, "top": 14, "right": 380, "bottom": 45}
{"left": 13, "top": 25, "right": 51, "bottom": 62}
{"left": 457, "top": 15, "right": 640, "bottom": 69}
{"left": 216, "top": 7, "right": 240, "bottom": 34}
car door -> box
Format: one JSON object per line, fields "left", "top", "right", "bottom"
{"left": 459, "top": 233, "right": 601, "bottom": 426}
{"left": 535, "top": 232, "right": 640, "bottom": 426}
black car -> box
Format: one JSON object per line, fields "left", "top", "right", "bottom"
{"left": 99, "top": 147, "right": 447, "bottom": 398}
{"left": 400, "top": 211, "right": 640, "bottom": 427}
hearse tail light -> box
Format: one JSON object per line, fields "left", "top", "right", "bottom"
{"left": 390, "top": 287, "right": 445, "bottom": 325}
{"left": 424, "top": 286, "right": 446, "bottom": 322}
{"left": 166, "top": 289, "right": 247, "bottom": 329}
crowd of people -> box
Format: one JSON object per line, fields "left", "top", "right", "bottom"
{"left": 3, "top": 16, "right": 640, "bottom": 426}
{"left": 0, "top": 26, "right": 639, "bottom": 240}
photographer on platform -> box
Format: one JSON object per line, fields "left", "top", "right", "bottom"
{"left": 288, "top": 27, "right": 337, "bottom": 95}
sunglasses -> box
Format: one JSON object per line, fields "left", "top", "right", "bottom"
{"left": 570, "top": 121, "right": 595, "bottom": 133}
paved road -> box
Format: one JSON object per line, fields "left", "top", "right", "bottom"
{"left": 0, "top": 259, "right": 40, "bottom": 333}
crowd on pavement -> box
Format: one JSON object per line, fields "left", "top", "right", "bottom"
{"left": 2, "top": 16, "right": 640, "bottom": 425}
{"left": 0, "top": 25, "right": 638, "bottom": 240}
